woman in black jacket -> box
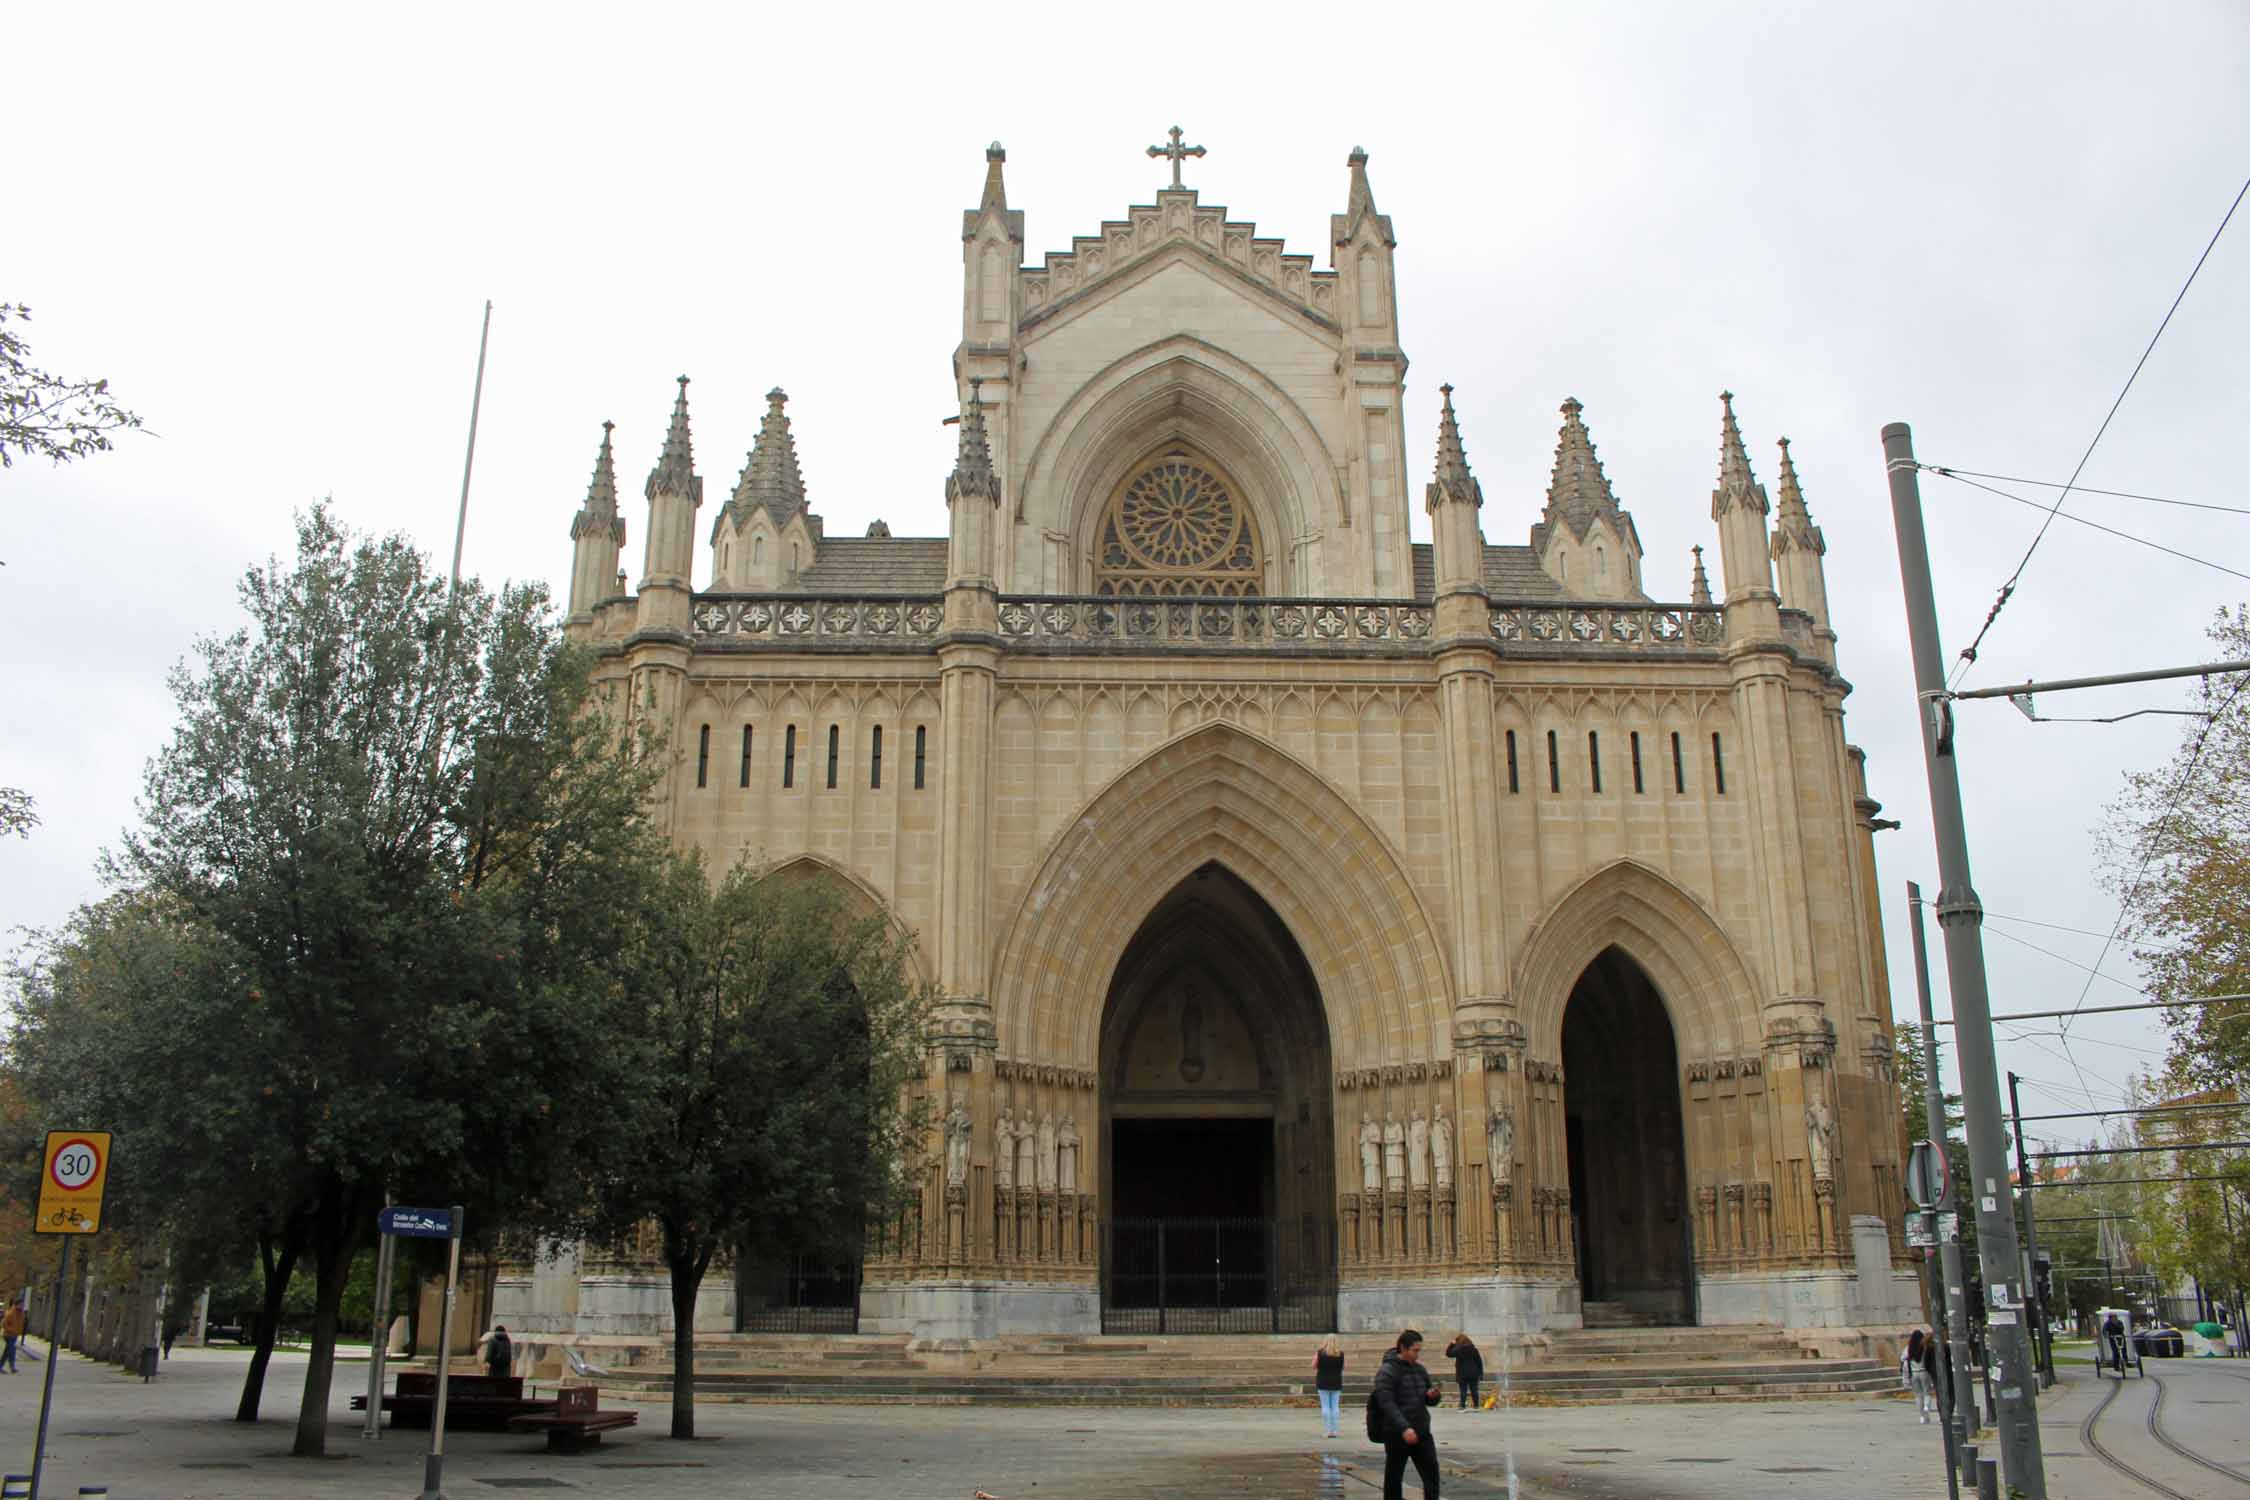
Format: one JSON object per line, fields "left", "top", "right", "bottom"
{"left": 1314, "top": 1335, "right": 1345, "bottom": 1437}
{"left": 1444, "top": 1333, "right": 1483, "bottom": 1410}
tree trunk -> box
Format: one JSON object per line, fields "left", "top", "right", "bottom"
{"left": 236, "top": 1232, "right": 301, "bottom": 1423}
{"left": 291, "top": 1233, "right": 353, "bottom": 1457}
{"left": 668, "top": 1255, "right": 703, "bottom": 1440}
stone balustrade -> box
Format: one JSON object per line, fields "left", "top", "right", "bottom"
{"left": 689, "top": 592, "right": 1732, "bottom": 659}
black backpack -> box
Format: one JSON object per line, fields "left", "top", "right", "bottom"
{"left": 1365, "top": 1385, "right": 1385, "bottom": 1443}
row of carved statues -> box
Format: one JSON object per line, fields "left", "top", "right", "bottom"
{"left": 941, "top": 1097, "right": 1084, "bottom": 1194}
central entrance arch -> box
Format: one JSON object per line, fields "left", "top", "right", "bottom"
{"left": 1098, "top": 862, "right": 1336, "bottom": 1332}
{"left": 1561, "top": 947, "right": 1695, "bottom": 1325}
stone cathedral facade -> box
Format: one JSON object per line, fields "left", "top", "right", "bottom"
{"left": 519, "top": 136, "right": 1917, "bottom": 1343}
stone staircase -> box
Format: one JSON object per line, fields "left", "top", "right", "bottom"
{"left": 586, "top": 1326, "right": 1896, "bottom": 1408}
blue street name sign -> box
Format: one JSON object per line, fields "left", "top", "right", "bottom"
{"left": 378, "top": 1206, "right": 454, "bottom": 1239}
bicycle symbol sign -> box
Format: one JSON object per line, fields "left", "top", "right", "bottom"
{"left": 36, "top": 1130, "right": 110, "bottom": 1235}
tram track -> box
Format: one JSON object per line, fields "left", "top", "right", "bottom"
{"left": 2080, "top": 1367, "right": 2250, "bottom": 1498}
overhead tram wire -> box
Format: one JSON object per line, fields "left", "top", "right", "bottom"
{"left": 1947, "top": 172, "right": 2250, "bottom": 689}
{"left": 1930, "top": 470, "right": 2250, "bottom": 585}
{"left": 1918, "top": 467, "right": 2250, "bottom": 518}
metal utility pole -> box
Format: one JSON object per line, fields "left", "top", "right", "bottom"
{"left": 447, "top": 300, "right": 493, "bottom": 597}
{"left": 2006, "top": 1073, "right": 2053, "bottom": 1386}
{"left": 1909, "top": 882, "right": 1978, "bottom": 1471}
{"left": 1884, "top": 424, "right": 2046, "bottom": 1499}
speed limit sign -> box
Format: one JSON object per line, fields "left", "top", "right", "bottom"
{"left": 36, "top": 1130, "right": 110, "bottom": 1234}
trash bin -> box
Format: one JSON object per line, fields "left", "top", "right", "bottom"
{"left": 139, "top": 1342, "right": 159, "bottom": 1380}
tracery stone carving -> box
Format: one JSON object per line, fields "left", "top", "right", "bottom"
{"left": 1096, "top": 453, "right": 1263, "bottom": 597}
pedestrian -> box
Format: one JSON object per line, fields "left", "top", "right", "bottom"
{"left": 1313, "top": 1334, "right": 1345, "bottom": 1438}
{"left": 1, "top": 1301, "right": 22, "bottom": 1373}
{"left": 1372, "top": 1327, "right": 1442, "bottom": 1500}
{"left": 2101, "top": 1311, "right": 2128, "bottom": 1372}
{"left": 1443, "top": 1332, "right": 1483, "bottom": 1410}
{"left": 1906, "top": 1328, "right": 1936, "bottom": 1421}
{"left": 483, "top": 1323, "right": 514, "bottom": 1379}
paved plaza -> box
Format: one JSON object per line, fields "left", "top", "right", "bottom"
{"left": 2, "top": 1339, "right": 2242, "bottom": 1497}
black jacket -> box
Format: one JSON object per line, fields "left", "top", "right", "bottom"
{"left": 1445, "top": 1337, "right": 1484, "bottom": 1383}
{"left": 1315, "top": 1351, "right": 1344, "bottom": 1391}
{"left": 1372, "top": 1349, "right": 1437, "bottom": 1440}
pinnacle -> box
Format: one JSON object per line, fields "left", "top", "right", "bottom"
{"left": 645, "top": 375, "right": 702, "bottom": 505}
{"left": 980, "top": 141, "right": 1008, "bottom": 218}
{"left": 572, "top": 420, "right": 625, "bottom": 542}
{"left": 1771, "top": 436, "right": 1825, "bottom": 556}
{"left": 946, "top": 378, "right": 1001, "bottom": 508}
{"left": 1711, "top": 390, "right": 1766, "bottom": 518}
{"left": 1425, "top": 382, "right": 1481, "bottom": 510}
{"left": 1542, "top": 395, "right": 1624, "bottom": 539}
{"left": 1689, "top": 544, "right": 1713, "bottom": 606}
{"left": 1345, "top": 145, "right": 1378, "bottom": 222}
{"left": 729, "top": 386, "right": 807, "bottom": 522}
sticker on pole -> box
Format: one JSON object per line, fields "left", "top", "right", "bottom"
{"left": 1905, "top": 1138, "right": 1948, "bottom": 1210}
{"left": 378, "top": 1206, "right": 455, "bottom": 1239}
{"left": 36, "top": 1131, "right": 110, "bottom": 1234}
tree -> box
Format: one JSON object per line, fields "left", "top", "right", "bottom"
{"left": 0, "top": 303, "right": 143, "bottom": 468}
{"left": 2103, "top": 606, "right": 2250, "bottom": 1086}
{"left": 585, "top": 857, "right": 930, "bottom": 1439}
{"left": 103, "top": 504, "right": 659, "bottom": 1456}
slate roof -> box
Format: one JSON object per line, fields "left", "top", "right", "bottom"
{"left": 789, "top": 537, "right": 950, "bottom": 594}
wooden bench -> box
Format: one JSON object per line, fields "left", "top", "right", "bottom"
{"left": 350, "top": 1372, "right": 557, "bottom": 1431}
{"left": 507, "top": 1385, "right": 638, "bottom": 1453}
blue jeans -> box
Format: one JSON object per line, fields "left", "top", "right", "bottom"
{"left": 2, "top": 1335, "right": 17, "bottom": 1372}
{"left": 1318, "top": 1388, "right": 1341, "bottom": 1433}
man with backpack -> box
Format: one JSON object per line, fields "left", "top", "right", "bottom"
{"left": 1369, "top": 1328, "right": 1442, "bottom": 1499}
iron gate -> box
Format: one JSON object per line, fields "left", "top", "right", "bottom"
{"left": 1101, "top": 1217, "right": 1335, "bottom": 1334}
{"left": 735, "top": 1252, "right": 860, "bottom": 1333}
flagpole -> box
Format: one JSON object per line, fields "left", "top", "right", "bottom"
{"left": 448, "top": 300, "right": 493, "bottom": 597}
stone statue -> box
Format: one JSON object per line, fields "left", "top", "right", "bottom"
{"left": 1487, "top": 1107, "right": 1514, "bottom": 1184}
{"left": 1016, "top": 1114, "right": 1039, "bottom": 1189}
{"left": 1805, "top": 1098, "right": 1839, "bottom": 1182}
{"left": 1056, "top": 1112, "right": 1081, "bottom": 1193}
{"left": 1036, "top": 1112, "right": 1059, "bottom": 1191}
{"left": 1407, "top": 1109, "right": 1430, "bottom": 1190}
{"left": 994, "top": 1106, "right": 1016, "bottom": 1191}
{"left": 1382, "top": 1113, "right": 1406, "bottom": 1193}
{"left": 1431, "top": 1106, "right": 1454, "bottom": 1190}
{"left": 1358, "top": 1114, "right": 1382, "bottom": 1194}
{"left": 943, "top": 1095, "right": 972, "bottom": 1187}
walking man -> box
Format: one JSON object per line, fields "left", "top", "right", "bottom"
{"left": 1372, "top": 1328, "right": 1442, "bottom": 1500}
{"left": 1, "top": 1301, "right": 22, "bottom": 1373}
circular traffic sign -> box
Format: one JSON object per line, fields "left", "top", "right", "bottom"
{"left": 1904, "top": 1138, "right": 1949, "bottom": 1209}
{"left": 49, "top": 1137, "right": 102, "bottom": 1191}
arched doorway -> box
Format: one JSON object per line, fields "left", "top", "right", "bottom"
{"left": 1561, "top": 948, "right": 1695, "bottom": 1325}
{"left": 1098, "top": 862, "right": 1336, "bottom": 1332}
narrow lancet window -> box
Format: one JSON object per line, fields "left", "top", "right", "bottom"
{"left": 1505, "top": 730, "right": 1519, "bottom": 794}
{"left": 1630, "top": 731, "right": 1644, "bottom": 794}
{"left": 914, "top": 725, "right": 927, "bottom": 789}
{"left": 1546, "top": 729, "right": 1560, "bottom": 794}
{"left": 871, "top": 725, "right": 883, "bottom": 789}
{"left": 696, "top": 724, "right": 710, "bottom": 788}
{"left": 1712, "top": 732, "right": 1727, "bottom": 795}
{"left": 1671, "top": 732, "right": 1685, "bottom": 794}
{"left": 827, "top": 724, "right": 840, "bottom": 789}
{"left": 784, "top": 725, "right": 796, "bottom": 788}
{"left": 1588, "top": 731, "right": 1602, "bottom": 794}
{"left": 740, "top": 725, "right": 753, "bottom": 787}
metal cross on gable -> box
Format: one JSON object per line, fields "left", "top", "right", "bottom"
{"left": 1147, "top": 125, "right": 1206, "bottom": 189}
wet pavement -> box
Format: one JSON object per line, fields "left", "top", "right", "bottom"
{"left": 0, "top": 1340, "right": 1993, "bottom": 1497}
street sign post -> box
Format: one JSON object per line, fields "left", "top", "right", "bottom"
{"left": 366, "top": 1205, "right": 454, "bottom": 1442}
{"left": 418, "top": 1204, "right": 465, "bottom": 1500}
{"left": 29, "top": 1131, "right": 110, "bottom": 1500}
{"left": 1906, "top": 1138, "right": 1950, "bottom": 1212}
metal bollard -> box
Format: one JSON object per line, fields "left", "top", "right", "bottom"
{"left": 1974, "top": 1457, "right": 1999, "bottom": 1500}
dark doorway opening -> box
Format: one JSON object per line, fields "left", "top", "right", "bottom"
{"left": 1561, "top": 947, "right": 1694, "bottom": 1325}
{"left": 1095, "top": 863, "right": 1336, "bottom": 1333}
{"left": 1111, "top": 1118, "right": 1272, "bottom": 1219}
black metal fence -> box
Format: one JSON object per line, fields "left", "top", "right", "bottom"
{"left": 1101, "top": 1217, "right": 1334, "bottom": 1334}
{"left": 735, "top": 1253, "right": 860, "bottom": 1333}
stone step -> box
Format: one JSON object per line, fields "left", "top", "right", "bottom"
{"left": 604, "top": 1360, "right": 1890, "bottom": 1395}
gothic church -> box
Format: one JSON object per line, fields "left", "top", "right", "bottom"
{"left": 516, "top": 133, "right": 1916, "bottom": 1343}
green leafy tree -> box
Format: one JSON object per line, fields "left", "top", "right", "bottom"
{"left": 0, "top": 303, "right": 143, "bottom": 468}
{"left": 2103, "top": 606, "right": 2250, "bottom": 1085}
{"left": 585, "top": 857, "right": 931, "bottom": 1439}
{"left": 103, "top": 504, "right": 659, "bottom": 1455}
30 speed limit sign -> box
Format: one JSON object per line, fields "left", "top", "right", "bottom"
{"left": 36, "top": 1130, "right": 110, "bottom": 1234}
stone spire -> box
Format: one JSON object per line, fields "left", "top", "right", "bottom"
{"left": 1346, "top": 146, "right": 1378, "bottom": 221}
{"left": 979, "top": 140, "right": 1009, "bottom": 218}
{"left": 1769, "top": 436, "right": 1834, "bottom": 660}
{"left": 1332, "top": 146, "right": 1396, "bottom": 250}
{"left": 637, "top": 376, "right": 702, "bottom": 629}
{"left": 644, "top": 375, "right": 702, "bottom": 506}
{"left": 1425, "top": 384, "right": 1487, "bottom": 597}
{"left": 1425, "top": 384, "right": 1481, "bottom": 510}
{"left": 946, "top": 379, "right": 1001, "bottom": 508}
{"left": 567, "top": 420, "right": 627, "bottom": 628}
{"left": 1707, "top": 390, "right": 1778, "bottom": 624}
{"left": 1689, "top": 545, "right": 1713, "bottom": 606}
{"left": 572, "top": 421, "right": 624, "bottom": 543}
{"left": 723, "top": 388, "right": 807, "bottom": 531}
{"left": 1540, "top": 397, "right": 1631, "bottom": 540}
{"left": 945, "top": 379, "right": 1001, "bottom": 590}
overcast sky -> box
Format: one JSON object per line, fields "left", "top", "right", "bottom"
{"left": 8, "top": 4, "right": 2247, "bottom": 1149}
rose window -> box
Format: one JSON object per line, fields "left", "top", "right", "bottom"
{"left": 1095, "top": 454, "right": 1262, "bottom": 597}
